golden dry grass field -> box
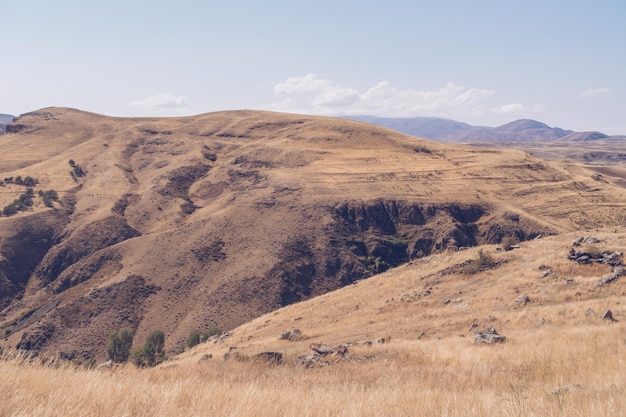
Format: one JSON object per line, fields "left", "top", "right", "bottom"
{"left": 2, "top": 229, "right": 626, "bottom": 416}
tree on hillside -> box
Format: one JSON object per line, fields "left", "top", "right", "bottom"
{"left": 132, "top": 330, "right": 166, "bottom": 367}
{"left": 106, "top": 328, "right": 134, "bottom": 363}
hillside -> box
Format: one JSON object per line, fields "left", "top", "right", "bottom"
{"left": 1, "top": 107, "right": 625, "bottom": 362}
{"left": 182, "top": 227, "right": 626, "bottom": 359}
{"left": 2, "top": 229, "right": 625, "bottom": 416}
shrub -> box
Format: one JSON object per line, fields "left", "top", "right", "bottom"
{"left": 106, "top": 328, "right": 134, "bottom": 363}
{"left": 23, "top": 176, "right": 37, "bottom": 187}
{"left": 462, "top": 249, "right": 494, "bottom": 274}
{"left": 69, "top": 160, "right": 85, "bottom": 178}
{"left": 201, "top": 328, "right": 223, "bottom": 342}
{"left": 501, "top": 236, "right": 519, "bottom": 251}
{"left": 133, "top": 330, "right": 166, "bottom": 368}
{"left": 38, "top": 189, "right": 59, "bottom": 207}
{"left": 2, "top": 203, "right": 18, "bottom": 216}
{"left": 186, "top": 330, "right": 201, "bottom": 349}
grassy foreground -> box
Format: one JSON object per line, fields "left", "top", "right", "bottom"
{"left": 2, "top": 321, "right": 625, "bottom": 417}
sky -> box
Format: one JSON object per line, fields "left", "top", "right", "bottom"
{"left": 2, "top": 0, "right": 625, "bottom": 134}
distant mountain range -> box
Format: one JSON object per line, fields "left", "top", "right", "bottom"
{"left": 346, "top": 115, "right": 623, "bottom": 143}
{"left": 0, "top": 114, "right": 15, "bottom": 134}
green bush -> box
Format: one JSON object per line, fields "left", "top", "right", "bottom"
{"left": 1, "top": 189, "right": 35, "bottom": 216}
{"left": 462, "top": 249, "right": 494, "bottom": 274}
{"left": 186, "top": 330, "right": 201, "bottom": 349}
{"left": 106, "top": 328, "right": 134, "bottom": 363}
{"left": 38, "top": 189, "right": 59, "bottom": 207}
{"left": 133, "top": 330, "right": 166, "bottom": 368}
{"left": 201, "top": 327, "right": 223, "bottom": 342}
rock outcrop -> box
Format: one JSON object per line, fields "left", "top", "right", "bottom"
{"left": 473, "top": 327, "right": 506, "bottom": 344}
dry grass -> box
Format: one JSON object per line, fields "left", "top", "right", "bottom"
{"left": 3, "top": 228, "right": 626, "bottom": 416}
{"left": 2, "top": 322, "right": 625, "bottom": 417}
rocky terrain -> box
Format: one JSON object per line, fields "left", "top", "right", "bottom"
{"left": 1, "top": 107, "right": 625, "bottom": 362}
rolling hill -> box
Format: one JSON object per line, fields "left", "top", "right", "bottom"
{"left": 345, "top": 115, "right": 626, "bottom": 164}
{"left": 1, "top": 107, "right": 625, "bottom": 362}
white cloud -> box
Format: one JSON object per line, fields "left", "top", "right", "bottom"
{"left": 274, "top": 74, "right": 332, "bottom": 95}
{"left": 580, "top": 87, "right": 609, "bottom": 98}
{"left": 265, "top": 75, "right": 496, "bottom": 119}
{"left": 130, "top": 93, "right": 192, "bottom": 115}
{"left": 490, "top": 103, "right": 546, "bottom": 115}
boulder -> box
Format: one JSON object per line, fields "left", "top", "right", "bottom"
{"left": 601, "top": 310, "right": 616, "bottom": 322}
{"left": 279, "top": 328, "right": 303, "bottom": 341}
{"left": 310, "top": 343, "right": 348, "bottom": 356}
{"left": 473, "top": 327, "right": 506, "bottom": 344}
{"left": 598, "top": 267, "right": 625, "bottom": 286}
{"left": 96, "top": 360, "right": 114, "bottom": 370}
{"left": 254, "top": 351, "right": 283, "bottom": 365}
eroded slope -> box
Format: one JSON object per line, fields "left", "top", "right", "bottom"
{"left": 0, "top": 108, "right": 624, "bottom": 361}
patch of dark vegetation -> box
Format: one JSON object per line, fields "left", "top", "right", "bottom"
{"left": 158, "top": 164, "right": 211, "bottom": 201}
{"left": 2, "top": 175, "right": 39, "bottom": 187}
{"left": 192, "top": 240, "right": 226, "bottom": 263}
{"left": 111, "top": 193, "right": 135, "bottom": 216}
{"left": 106, "top": 327, "right": 134, "bottom": 363}
{"left": 2, "top": 188, "right": 35, "bottom": 216}
{"left": 132, "top": 330, "right": 166, "bottom": 368}
{"left": 68, "top": 159, "right": 85, "bottom": 179}
{"left": 139, "top": 127, "right": 173, "bottom": 135}
{"left": 216, "top": 132, "right": 248, "bottom": 138}
{"left": 38, "top": 190, "right": 59, "bottom": 207}
{"left": 413, "top": 145, "right": 432, "bottom": 154}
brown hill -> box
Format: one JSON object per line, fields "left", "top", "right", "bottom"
{"left": 1, "top": 107, "right": 625, "bottom": 362}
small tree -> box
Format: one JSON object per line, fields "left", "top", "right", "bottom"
{"left": 106, "top": 328, "right": 134, "bottom": 363}
{"left": 133, "top": 330, "right": 166, "bottom": 367}
{"left": 186, "top": 330, "right": 201, "bottom": 349}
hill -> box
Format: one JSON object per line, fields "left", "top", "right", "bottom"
{"left": 346, "top": 115, "right": 483, "bottom": 140}
{"left": 1, "top": 228, "right": 625, "bottom": 416}
{"left": 1, "top": 107, "right": 625, "bottom": 362}
{"left": 345, "top": 115, "right": 626, "bottom": 164}
{"left": 345, "top": 115, "right": 575, "bottom": 143}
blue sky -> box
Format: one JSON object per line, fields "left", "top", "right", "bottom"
{"left": 2, "top": 0, "right": 625, "bottom": 133}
